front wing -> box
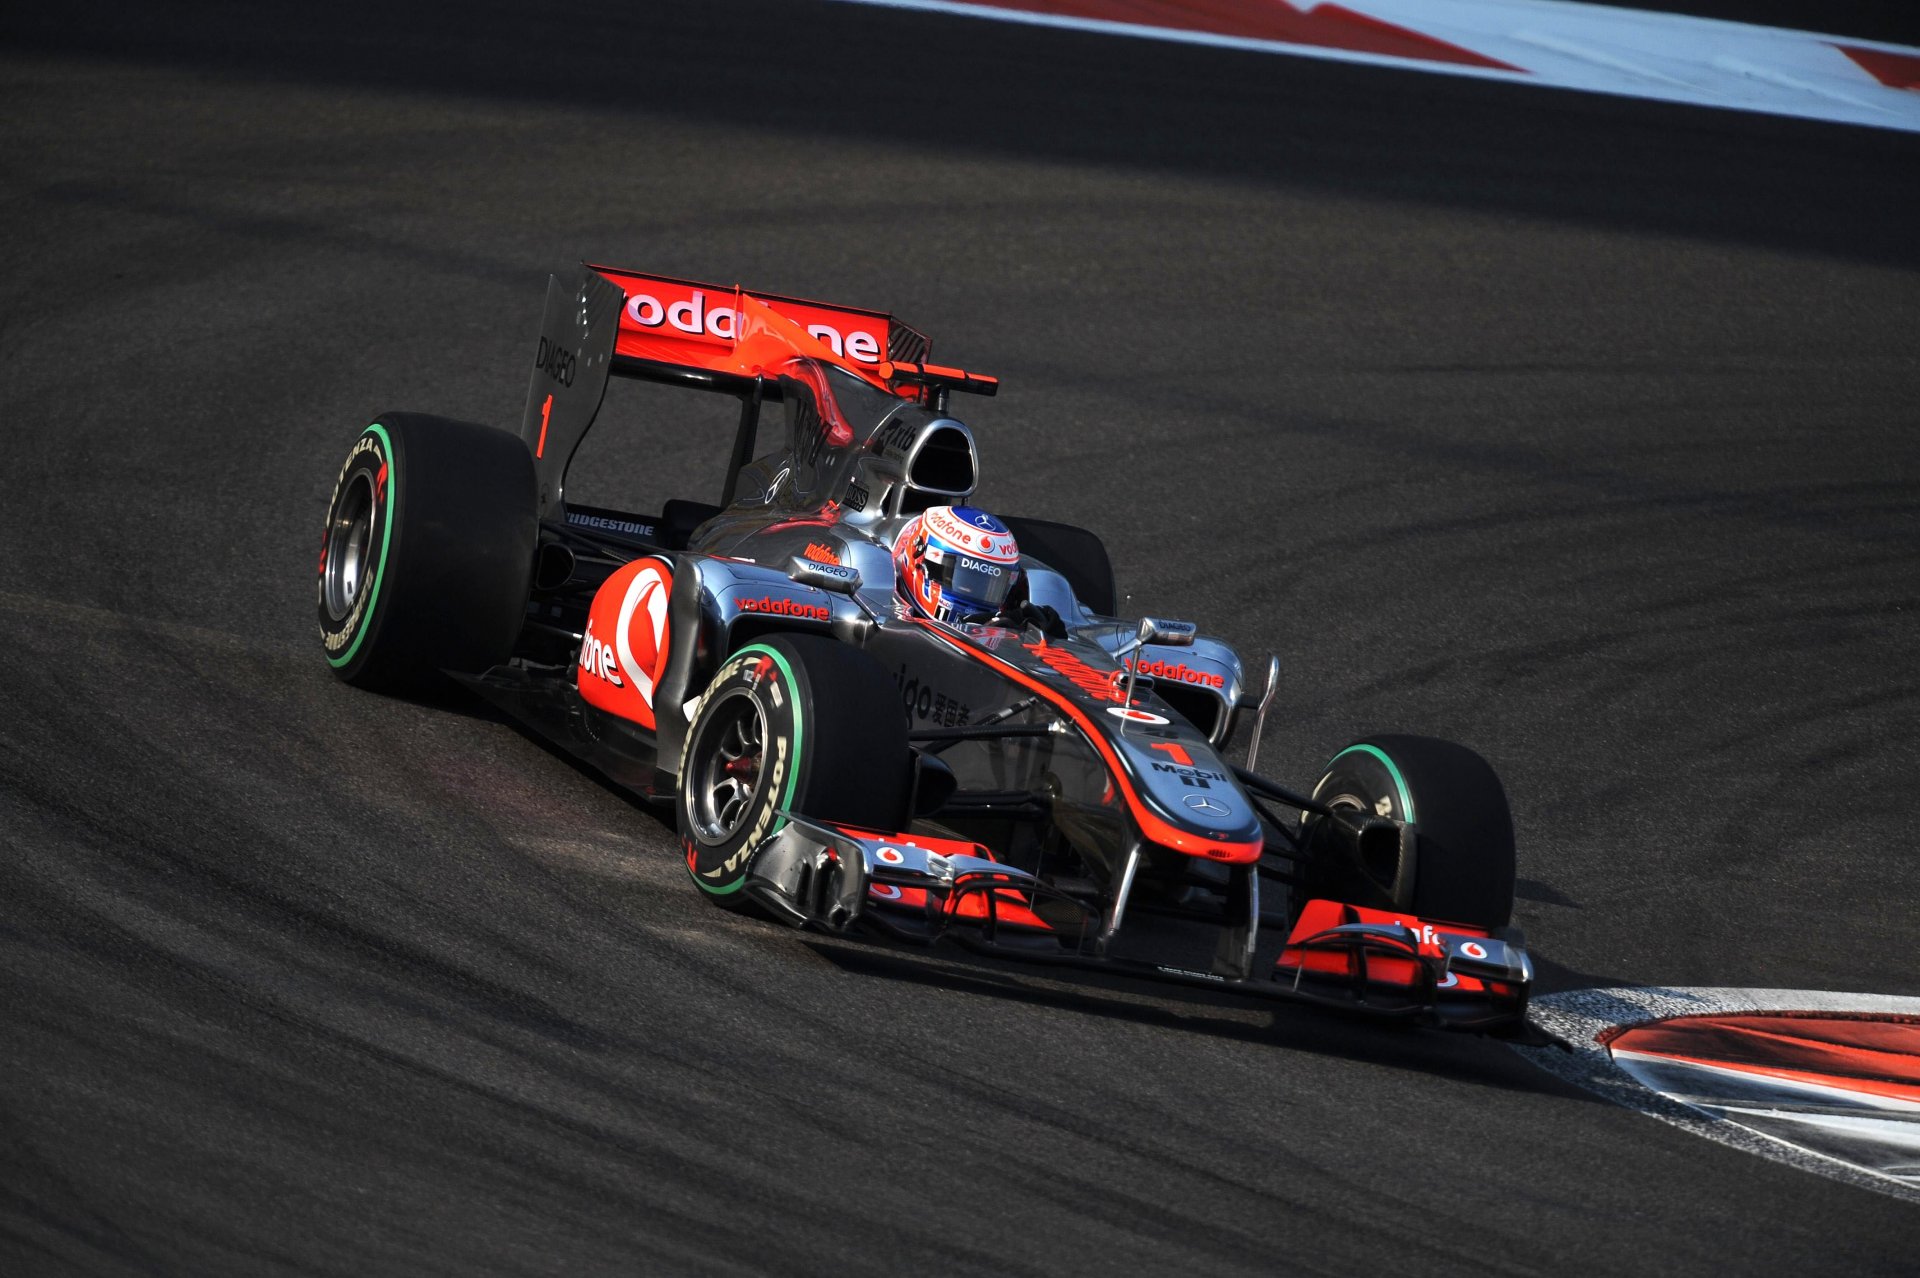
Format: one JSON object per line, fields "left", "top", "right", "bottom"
{"left": 741, "top": 816, "right": 1539, "bottom": 1038}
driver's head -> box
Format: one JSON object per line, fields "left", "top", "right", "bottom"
{"left": 893, "top": 505, "right": 1020, "bottom": 624}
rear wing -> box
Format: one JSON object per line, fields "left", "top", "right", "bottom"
{"left": 598, "top": 264, "right": 931, "bottom": 375}
{"left": 518, "top": 264, "right": 996, "bottom": 518}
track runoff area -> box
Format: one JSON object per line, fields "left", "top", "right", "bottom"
{"left": 823, "top": 0, "right": 1920, "bottom": 1208}
{"left": 826, "top": 0, "right": 1920, "bottom": 134}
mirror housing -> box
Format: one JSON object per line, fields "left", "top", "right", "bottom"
{"left": 789, "top": 557, "right": 862, "bottom": 595}
{"left": 1138, "top": 616, "right": 1197, "bottom": 647}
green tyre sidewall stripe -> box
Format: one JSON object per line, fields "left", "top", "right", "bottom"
{"left": 1329, "top": 743, "right": 1417, "bottom": 823}
{"left": 326, "top": 422, "right": 397, "bottom": 670}
{"left": 687, "top": 642, "right": 804, "bottom": 896}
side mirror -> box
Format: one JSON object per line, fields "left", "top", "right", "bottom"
{"left": 1114, "top": 616, "right": 1198, "bottom": 735}
{"left": 789, "top": 557, "right": 862, "bottom": 596}
{"left": 1138, "top": 616, "right": 1197, "bottom": 647}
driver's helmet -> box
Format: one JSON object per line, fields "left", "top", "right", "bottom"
{"left": 893, "top": 505, "right": 1020, "bottom": 624}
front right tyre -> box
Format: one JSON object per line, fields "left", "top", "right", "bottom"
{"left": 1301, "top": 734, "right": 1516, "bottom": 928}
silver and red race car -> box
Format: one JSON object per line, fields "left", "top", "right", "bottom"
{"left": 316, "top": 263, "right": 1537, "bottom": 1035}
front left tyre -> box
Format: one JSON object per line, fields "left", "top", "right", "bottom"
{"left": 317, "top": 413, "right": 537, "bottom": 691}
{"left": 677, "top": 635, "right": 913, "bottom": 905}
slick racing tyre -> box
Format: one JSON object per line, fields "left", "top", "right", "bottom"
{"left": 678, "top": 635, "right": 912, "bottom": 906}
{"left": 317, "top": 413, "right": 537, "bottom": 692}
{"left": 1301, "top": 734, "right": 1516, "bottom": 928}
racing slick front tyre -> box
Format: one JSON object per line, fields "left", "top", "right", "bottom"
{"left": 1302, "top": 734, "right": 1516, "bottom": 928}
{"left": 677, "top": 635, "right": 912, "bottom": 907}
{"left": 316, "top": 413, "right": 537, "bottom": 692}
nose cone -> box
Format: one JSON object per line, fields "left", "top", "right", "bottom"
{"left": 1109, "top": 733, "right": 1262, "bottom": 846}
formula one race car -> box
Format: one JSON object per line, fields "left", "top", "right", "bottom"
{"left": 316, "top": 264, "right": 1537, "bottom": 1035}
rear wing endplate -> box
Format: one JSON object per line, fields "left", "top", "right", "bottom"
{"left": 518, "top": 267, "right": 624, "bottom": 520}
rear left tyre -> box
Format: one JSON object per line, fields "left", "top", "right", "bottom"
{"left": 317, "top": 413, "right": 537, "bottom": 691}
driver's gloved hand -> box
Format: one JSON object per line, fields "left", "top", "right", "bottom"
{"left": 1011, "top": 600, "right": 1069, "bottom": 639}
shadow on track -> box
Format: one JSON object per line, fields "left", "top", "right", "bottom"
{"left": 795, "top": 935, "right": 1608, "bottom": 1099}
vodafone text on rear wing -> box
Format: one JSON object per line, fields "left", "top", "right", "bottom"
{"left": 518, "top": 264, "right": 997, "bottom": 520}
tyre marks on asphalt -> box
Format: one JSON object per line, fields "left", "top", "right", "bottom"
{"left": 1516, "top": 987, "right": 1920, "bottom": 1205}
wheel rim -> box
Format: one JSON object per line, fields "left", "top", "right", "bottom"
{"left": 688, "top": 689, "right": 768, "bottom": 844}
{"left": 323, "top": 472, "right": 376, "bottom": 623}
{"left": 1313, "top": 776, "right": 1400, "bottom": 892}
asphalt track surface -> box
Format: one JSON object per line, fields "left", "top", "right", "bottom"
{"left": 3, "top": 2, "right": 1917, "bottom": 1273}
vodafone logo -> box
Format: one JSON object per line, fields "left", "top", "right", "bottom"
{"left": 1461, "top": 941, "right": 1489, "bottom": 961}
{"left": 877, "top": 846, "right": 906, "bottom": 865}
{"left": 1394, "top": 921, "right": 1437, "bottom": 946}
{"left": 926, "top": 508, "right": 970, "bottom": 541}
{"left": 737, "top": 594, "right": 830, "bottom": 622}
{"left": 1106, "top": 707, "right": 1169, "bottom": 725}
{"left": 924, "top": 507, "right": 1017, "bottom": 563}
{"left": 626, "top": 288, "right": 741, "bottom": 341}
{"left": 622, "top": 285, "right": 885, "bottom": 364}
{"left": 811, "top": 324, "right": 882, "bottom": 364}
{"left": 615, "top": 565, "right": 671, "bottom": 704}
{"left": 578, "top": 558, "right": 674, "bottom": 727}
{"left": 578, "top": 620, "right": 623, "bottom": 687}
{"left": 1125, "top": 657, "right": 1225, "bottom": 690}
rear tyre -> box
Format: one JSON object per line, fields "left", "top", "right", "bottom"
{"left": 1302, "top": 734, "right": 1515, "bottom": 927}
{"left": 317, "top": 413, "right": 537, "bottom": 692}
{"left": 677, "top": 635, "right": 912, "bottom": 905}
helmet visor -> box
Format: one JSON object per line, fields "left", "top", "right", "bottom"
{"left": 933, "top": 549, "right": 1016, "bottom": 615}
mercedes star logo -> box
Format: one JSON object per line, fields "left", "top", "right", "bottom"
{"left": 1183, "top": 794, "right": 1230, "bottom": 816}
